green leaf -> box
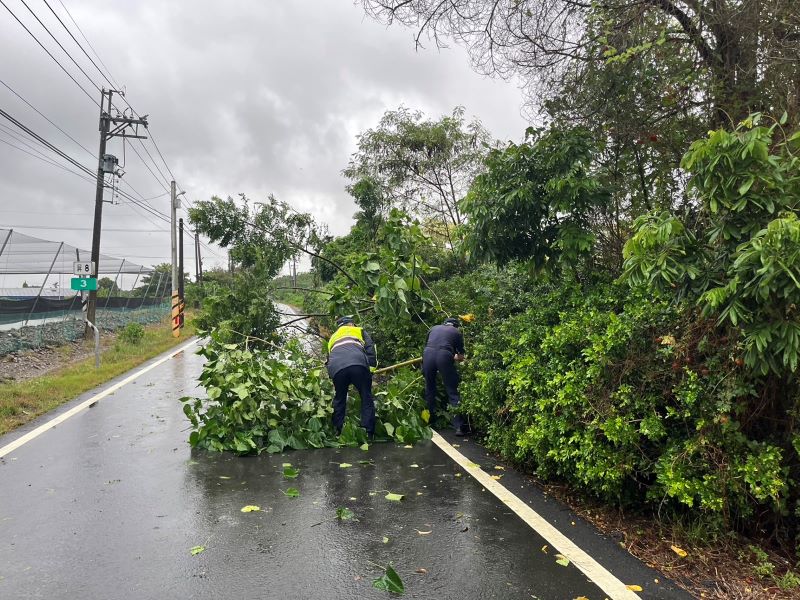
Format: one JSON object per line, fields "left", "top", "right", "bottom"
{"left": 240, "top": 505, "right": 261, "bottom": 513}
{"left": 336, "top": 507, "right": 355, "bottom": 521}
{"left": 283, "top": 466, "right": 300, "bottom": 479}
{"left": 372, "top": 564, "right": 405, "bottom": 594}
{"left": 190, "top": 545, "right": 205, "bottom": 556}
{"left": 383, "top": 536, "right": 389, "bottom": 544}
{"left": 360, "top": 443, "right": 370, "bottom": 451}
{"left": 555, "top": 554, "right": 570, "bottom": 567}
{"left": 385, "top": 492, "right": 405, "bottom": 502}
{"left": 283, "top": 487, "right": 300, "bottom": 498}
{"left": 339, "top": 462, "right": 353, "bottom": 468}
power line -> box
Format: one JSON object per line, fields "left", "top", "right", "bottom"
{"left": 0, "top": 106, "right": 95, "bottom": 177}
{"left": 0, "top": 77, "right": 94, "bottom": 158}
{"left": 17, "top": 0, "right": 103, "bottom": 94}
{"left": 136, "top": 139, "right": 171, "bottom": 188}
{"left": 0, "top": 0, "right": 99, "bottom": 107}
{"left": 1, "top": 224, "right": 168, "bottom": 232}
{"left": 0, "top": 132, "right": 94, "bottom": 182}
{"left": 40, "top": 0, "right": 116, "bottom": 91}
{"left": 55, "top": 0, "right": 120, "bottom": 90}
{"left": 126, "top": 140, "right": 170, "bottom": 192}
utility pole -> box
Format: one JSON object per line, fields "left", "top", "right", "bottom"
{"left": 170, "top": 180, "right": 178, "bottom": 293}
{"left": 86, "top": 89, "right": 148, "bottom": 336}
{"left": 179, "top": 217, "right": 185, "bottom": 329}
{"left": 194, "top": 231, "right": 202, "bottom": 285}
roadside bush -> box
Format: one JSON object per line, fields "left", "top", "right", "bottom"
{"left": 457, "top": 277, "right": 793, "bottom": 537}
{"left": 118, "top": 322, "right": 145, "bottom": 345}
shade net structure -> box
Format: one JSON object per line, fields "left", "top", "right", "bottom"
{"left": 0, "top": 228, "right": 150, "bottom": 275}
{"left": 0, "top": 228, "right": 170, "bottom": 355}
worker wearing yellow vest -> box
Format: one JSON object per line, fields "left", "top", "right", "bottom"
{"left": 326, "top": 315, "right": 378, "bottom": 437}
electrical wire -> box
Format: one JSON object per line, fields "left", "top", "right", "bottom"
{"left": 0, "top": 0, "right": 100, "bottom": 107}
{"left": 0, "top": 77, "right": 94, "bottom": 158}
{"left": 0, "top": 106, "right": 96, "bottom": 177}
{"left": 55, "top": 0, "right": 120, "bottom": 90}
{"left": 40, "top": 0, "right": 116, "bottom": 91}
{"left": 17, "top": 0, "right": 102, "bottom": 94}
{"left": 0, "top": 132, "right": 95, "bottom": 182}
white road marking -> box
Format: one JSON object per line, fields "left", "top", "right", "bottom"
{"left": 431, "top": 430, "right": 641, "bottom": 600}
{"left": 0, "top": 338, "right": 200, "bottom": 459}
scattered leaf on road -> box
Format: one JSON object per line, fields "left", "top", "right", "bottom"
{"left": 415, "top": 568, "right": 428, "bottom": 574}
{"left": 555, "top": 554, "right": 570, "bottom": 567}
{"left": 491, "top": 474, "right": 503, "bottom": 480}
{"left": 190, "top": 545, "right": 205, "bottom": 556}
{"left": 282, "top": 462, "right": 292, "bottom": 467}
{"left": 283, "top": 488, "right": 300, "bottom": 498}
{"left": 626, "top": 584, "right": 643, "bottom": 592}
{"left": 403, "top": 445, "right": 413, "bottom": 449}
{"left": 670, "top": 545, "right": 688, "bottom": 557}
{"left": 283, "top": 466, "right": 299, "bottom": 479}
{"left": 373, "top": 564, "right": 404, "bottom": 594}
{"left": 410, "top": 464, "right": 419, "bottom": 468}
{"left": 415, "top": 528, "right": 432, "bottom": 535}
{"left": 339, "top": 463, "right": 353, "bottom": 468}
{"left": 541, "top": 545, "right": 548, "bottom": 554}
{"left": 383, "top": 536, "right": 389, "bottom": 544}
{"left": 336, "top": 507, "right": 355, "bottom": 521}
{"left": 385, "top": 492, "right": 405, "bottom": 502}
{"left": 240, "top": 505, "right": 261, "bottom": 513}
{"left": 360, "top": 443, "right": 369, "bottom": 451}
{"left": 218, "top": 476, "right": 231, "bottom": 480}
{"left": 494, "top": 466, "right": 505, "bottom": 471}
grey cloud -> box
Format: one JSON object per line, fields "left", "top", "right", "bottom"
{"left": 0, "top": 0, "right": 527, "bottom": 285}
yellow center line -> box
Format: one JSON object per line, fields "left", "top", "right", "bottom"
{"left": 431, "top": 430, "right": 641, "bottom": 600}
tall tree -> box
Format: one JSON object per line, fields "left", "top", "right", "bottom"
{"left": 343, "top": 106, "right": 491, "bottom": 248}
{"left": 361, "top": 1, "right": 800, "bottom": 124}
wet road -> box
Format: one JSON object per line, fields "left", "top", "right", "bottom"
{"left": 0, "top": 341, "right": 691, "bottom": 600}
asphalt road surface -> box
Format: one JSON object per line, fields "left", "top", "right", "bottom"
{"left": 0, "top": 339, "right": 693, "bottom": 600}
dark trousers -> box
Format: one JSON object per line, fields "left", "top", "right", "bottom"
{"left": 422, "top": 348, "right": 465, "bottom": 430}
{"left": 332, "top": 365, "right": 375, "bottom": 435}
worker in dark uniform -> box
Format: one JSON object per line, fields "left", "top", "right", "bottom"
{"left": 326, "top": 316, "right": 377, "bottom": 437}
{"left": 422, "top": 317, "right": 468, "bottom": 435}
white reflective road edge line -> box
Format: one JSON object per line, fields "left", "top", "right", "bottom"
{"left": 431, "top": 431, "right": 641, "bottom": 600}
{"left": 0, "top": 337, "right": 200, "bottom": 460}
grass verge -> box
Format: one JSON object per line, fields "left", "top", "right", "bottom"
{"left": 0, "top": 317, "right": 196, "bottom": 436}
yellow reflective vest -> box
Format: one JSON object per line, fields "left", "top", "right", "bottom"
{"left": 328, "top": 325, "right": 365, "bottom": 353}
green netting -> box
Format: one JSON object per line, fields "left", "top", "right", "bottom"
{"left": 0, "top": 303, "right": 169, "bottom": 355}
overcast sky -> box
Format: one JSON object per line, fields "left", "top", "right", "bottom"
{"left": 0, "top": 0, "right": 528, "bottom": 288}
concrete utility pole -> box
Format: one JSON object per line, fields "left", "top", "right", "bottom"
{"left": 86, "top": 89, "right": 148, "bottom": 336}
{"left": 178, "top": 217, "right": 185, "bottom": 329}
{"left": 170, "top": 180, "right": 178, "bottom": 293}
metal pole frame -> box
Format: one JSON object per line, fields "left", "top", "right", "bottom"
{"left": 104, "top": 258, "right": 125, "bottom": 310}
{"left": 25, "top": 241, "right": 64, "bottom": 327}
{"left": 139, "top": 267, "right": 156, "bottom": 310}
{"left": 123, "top": 266, "right": 143, "bottom": 312}
{"left": 153, "top": 272, "right": 165, "bottom": 304}
{"left": 0, "top": 228, "right": 13, "bottom": 259}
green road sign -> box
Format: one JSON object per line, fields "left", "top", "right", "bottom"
{"left": 71, "top": 277, "right": 98, "bottom": 291}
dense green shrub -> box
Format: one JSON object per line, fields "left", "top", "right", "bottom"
{"left": 456, "top": 278, "right": 793, "bottom": 534}
{"left": 118, "top": 322, "right": 145, "bottom": 345}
